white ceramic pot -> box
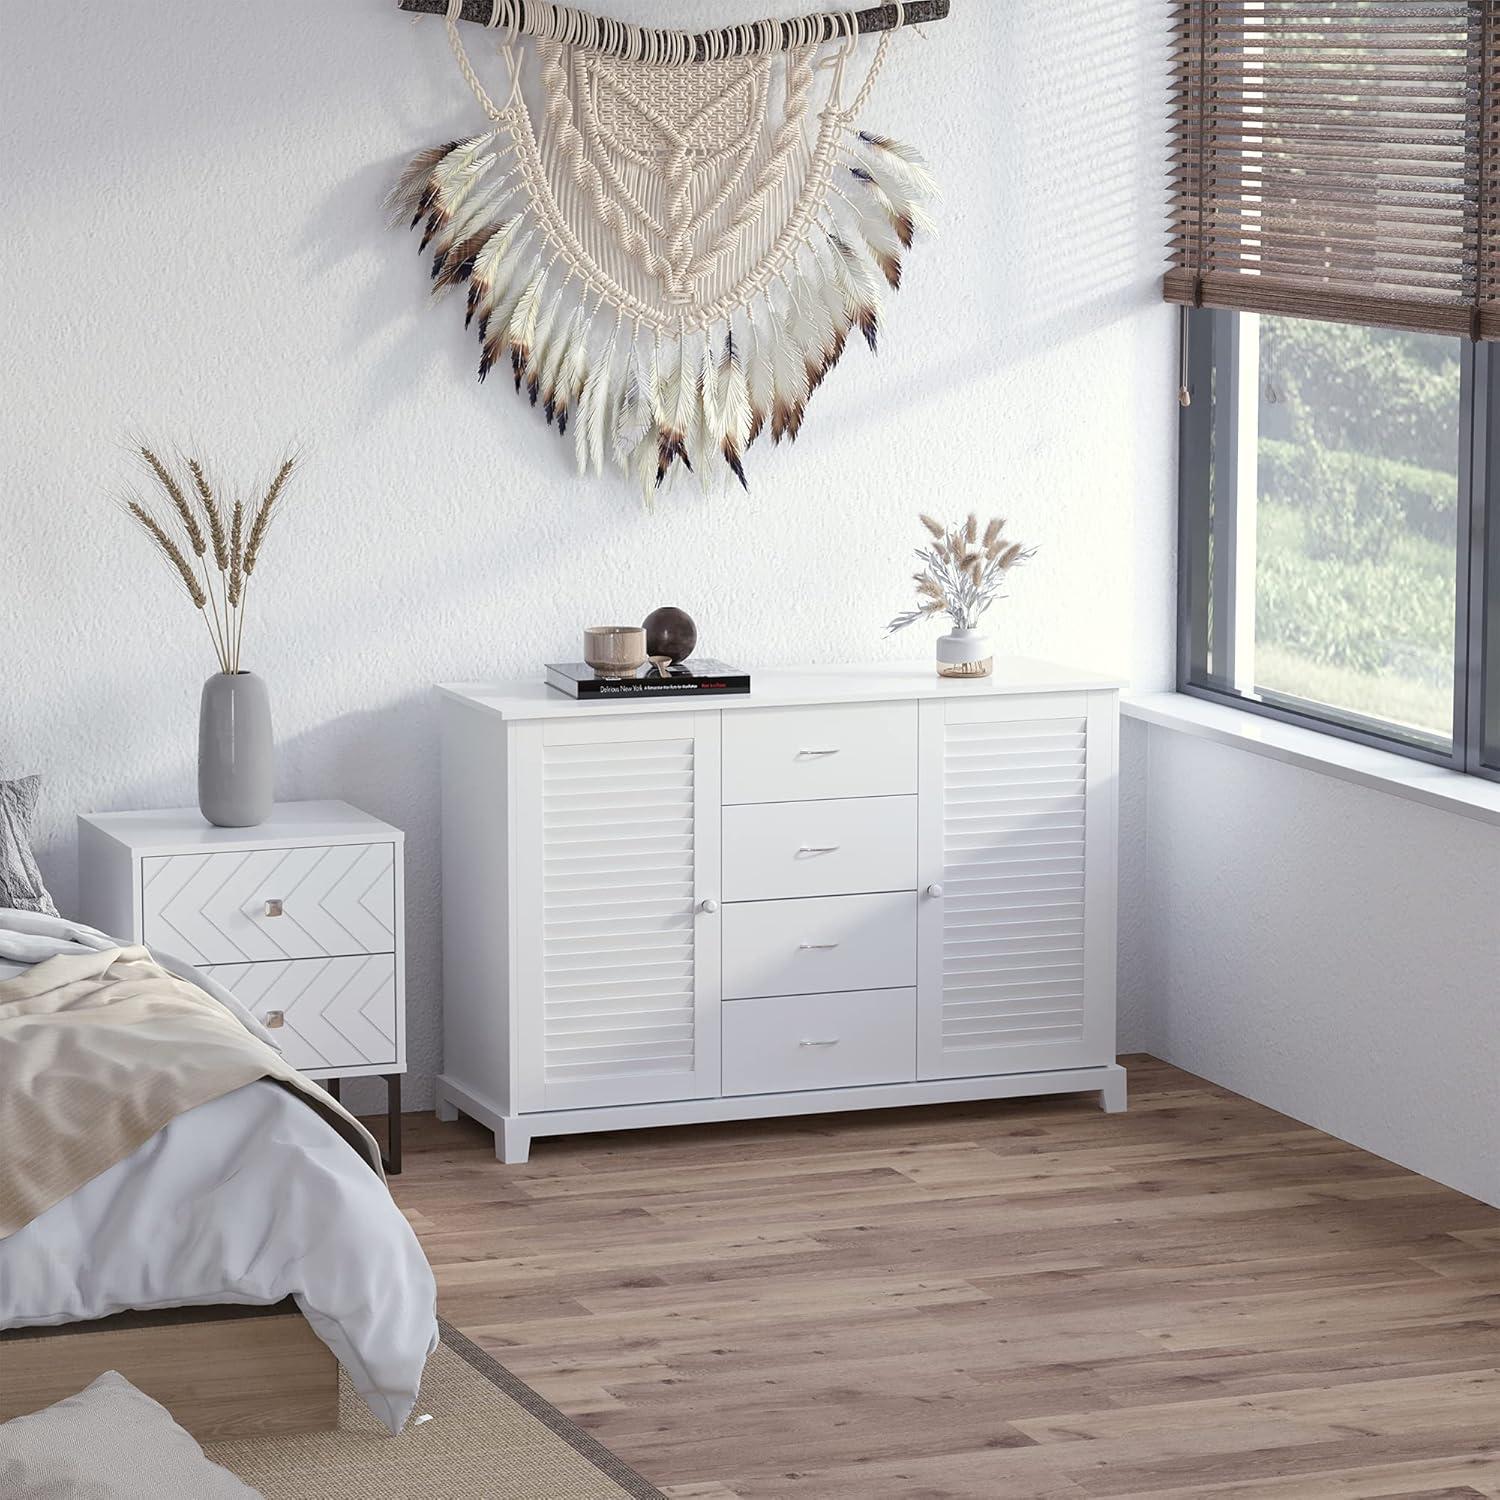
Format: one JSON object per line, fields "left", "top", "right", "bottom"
{"left": 935, "top": 628, "right": 994, "bottom": 679}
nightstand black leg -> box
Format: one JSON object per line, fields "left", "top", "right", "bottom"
{"left": 384, "top": 1073, "right": 403, "bottom": 1175}
{"left": 325, "top": 1077, "right": 342, "bottom": 1103}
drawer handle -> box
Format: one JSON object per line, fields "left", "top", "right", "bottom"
{"left": 796, "top": 747, "right": 841, "bottom": 758}
{"left": 263, "top": 1009, "right": 286, "bottom": 1029}
{"left": 799, "top": 1038, "right": 841, "bottom": 1048}
{"left": 797, "top": 844, "right": 841, "bottom": 856}
{"left": 798, "top": 941, "right": 840, "bottom": 950}
{"left": 263, "top": 899, "right": 285, "bottom": 918}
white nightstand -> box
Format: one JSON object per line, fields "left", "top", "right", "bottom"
{"left": 77, "top": 800, "right": 406, "bottom": 1171}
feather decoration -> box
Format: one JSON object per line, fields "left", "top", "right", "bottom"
{"left": 633, "top": 431, "right": 659, "bottom": 510}
{"left": 431, "top": 223, "right": 495, "bottom": 297}
{"left": 792, "top": 272, "right": 837, "bottom": 396}
{"left": 849, "top": 188, "right": 905, "bottom": 290}
{"left": 540, "top": 306, "right": 582, "bottom": 423}
{"left": 430, "top": 179, "right": 510, "bottom": 285}
{"left": 474, "top": 232, "right": 536, "bottom": 376}
{"left": 745, "top": 316, "right": 774, "bottom": 449}
{"left": 855, "top": 131, "right": 941, "bottom": 201}
{"left": 716, "top": 330, "right": 751, "bottom": 490}
{"left": 506, "top": 269, "right": 547, "bottom": 391}
{"left": 612, "top": 350, "right": 652, "bottom": 471}
{"left": 814, "top": 245, "right": 854, "bottom": 380}
{"left": 770, "top": 291, "right": 808, "bottom": 444}
{"left": 391, "top": 133, "right": 494, "bottom": 231}
{"left": 386, "top": 140, "right": 460, "bottom": 228}
{"left": 690, "top": 343, "right": 720, "bottom": 493}
{"left": 465, "top": 216, "right": 524, "bottom": 331}
{"left": 420, "top": 150, "right": 496, "bottom": 251}
{"left": 830, "top": 233, "right": 883, "bottom": 353}
{"left": 523, "top": 287, "right": 566, "bottom": 407}
{"left": 478, "top": 276, "right": 527, "bottom": 383}
{"left": 553, "top": 313, "right": 593, "bottom": 437}
{"left": 575, "top": 335, "right": 614, "bottom": 477}
{"left": 586, "top": 347, "right": 613, "bottom": 477}
{"left": 816, "top": 270, "right": 852, "bottom": 387}
{"left": 656, "top": 341, "right": 697, "bottom": 487}
{"left": 849, "top": 163, "right": 935, "bottom": 252}
{"left": 477, "top": 228, "right": 536, "bottom": 343}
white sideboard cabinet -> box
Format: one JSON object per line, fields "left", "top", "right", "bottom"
{"left": 436, "top": 661, "right": 1123, "bottom": 1162}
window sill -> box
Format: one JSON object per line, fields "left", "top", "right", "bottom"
{"left": 1122, "top": 692, "right": 1500, "bottom": 828}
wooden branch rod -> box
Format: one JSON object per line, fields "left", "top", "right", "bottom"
{"left": 396, "top": 1, "right": 950, "bottom": 61}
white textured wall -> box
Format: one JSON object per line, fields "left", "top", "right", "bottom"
{"left": 1126, "top": 726, "right": 1500, "bottom": 1208}
{"left": 1, "top": 0, "right": 1176, "bottom": 1109}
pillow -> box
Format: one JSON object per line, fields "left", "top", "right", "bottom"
{"left": 0, "top": 775, "right": 58, "bottom": 917}
{"left": 0, "top": 1371, "right": 261, "bottom": 1499}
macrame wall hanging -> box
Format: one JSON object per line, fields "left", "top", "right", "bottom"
{"left": 388, "top": 0, "right": 944, "bottom": 501}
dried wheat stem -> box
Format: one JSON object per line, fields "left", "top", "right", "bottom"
{"left": 127, "top": 500, "right": 228, "bottom": 672}
{"left": 228, "top": 499, "right": 245, "bottom": 673}
{"left": 188, "top": 459, "right": 228, "bottom": 571}
{"left": 141, "top": 448, "right": 206, "bottom": 558}
{"left": 199, "top": 555, "right": 231, "bottom": 672}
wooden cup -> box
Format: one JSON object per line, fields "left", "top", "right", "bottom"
{"left": 584, "top": 625, "right": 647, "bottom": 679}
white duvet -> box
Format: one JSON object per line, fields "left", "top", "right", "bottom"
{"left": 0, "top": 911, "right": 438, "bottom": 1433}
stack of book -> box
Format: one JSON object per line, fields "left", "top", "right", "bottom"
{"left": 545, "top": 659, "right": 751, "bottom": 700}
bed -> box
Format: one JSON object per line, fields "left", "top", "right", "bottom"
{"left": 0, "top": 908, "right": 438, "bottom": 1437}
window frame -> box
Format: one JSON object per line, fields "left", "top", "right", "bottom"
{"left": 1176, "top": 307, "right": 1500, "bottom": 783}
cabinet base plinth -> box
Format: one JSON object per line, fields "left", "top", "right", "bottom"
{"left": 435, "top": 1064, "right": 1127, "bottom": 1164}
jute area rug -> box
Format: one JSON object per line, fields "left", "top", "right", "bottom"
{"left": 205, "top": 1320, "right": 665, "bottom": 1500}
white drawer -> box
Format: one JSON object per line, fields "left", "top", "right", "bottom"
{"left": 722, "top": 988, "right": 916, "bottom": 1096}
{"left": 721, "top": 702, "right": 917, "bottom": 804}
{"left": 198, "top": 954, "right": 399, "bottom": 1073}
{"left": 142, "top": 843, "right": 396, "bottom": 965}
{"left": 722, "top": 796, "right": 916, "bottom": 902}
{"left": 721, "top": 891, "right": 916, "bottom": 1000}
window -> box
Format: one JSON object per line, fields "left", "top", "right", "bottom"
{"left": 1180, "top": 310, "right": 1498, "bottom": 776}
{"left": 1169, "top": 0, "right": 1500, "bottom": 779}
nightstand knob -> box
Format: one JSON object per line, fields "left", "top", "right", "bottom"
{"left": 698, "top": 898, "right": 719, "bottom": 915}
{"left": 263, "top": 898, "right": 285, "bottom": 918}
{"left": 264, "top": 1009, "right": 285, "bottom": 1029}
{"left": 926, "top": 883, "right": 944, "bottom": 898}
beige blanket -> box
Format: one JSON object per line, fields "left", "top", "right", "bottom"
{"left": 0, "top": 944, "right": 383, "bottom": 1239}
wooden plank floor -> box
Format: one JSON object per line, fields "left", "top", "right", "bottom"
{"left": 388, "top": 1057, "right": 1500, "bottom": 1499}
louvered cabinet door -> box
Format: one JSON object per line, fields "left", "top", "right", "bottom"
{"left": 512, "top": 713, "right": 722, "bottom": 1113}
{"left": 916, "top": 692, "right": 1118, "bottom": 1080}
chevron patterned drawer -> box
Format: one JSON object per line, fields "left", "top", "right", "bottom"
{"left": 142, "top": 842, "right": 397, "bottom": 966}
{"left": 198, "top": 954, "right": 399, "bottom": 1074}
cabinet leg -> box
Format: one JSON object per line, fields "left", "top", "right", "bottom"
{"left": 1098, "top": 1065, "right": 1128, "bottom": 1114}
{"left": 435, "top": 1094, "right": 459, "bottom": 1124}
{"left": 497, "top": 1118, "right": 531, "bottom": 1165}
{"left": 383, "top": 1074, "right": 403, "bottom": 1175}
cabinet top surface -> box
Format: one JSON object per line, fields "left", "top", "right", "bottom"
{"left": 439, "top": 658, "right": 1121, "bottom": 722}
{"left": 78, "top": 800, "right": 402, "bottom": 850}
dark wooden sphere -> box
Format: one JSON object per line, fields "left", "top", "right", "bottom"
{"left": 642, "top": 606, "right": 697, "bottom": 664}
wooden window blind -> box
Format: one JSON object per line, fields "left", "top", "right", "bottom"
{"left": 1167, "top": 0, "right": 1500, "bottom": 337}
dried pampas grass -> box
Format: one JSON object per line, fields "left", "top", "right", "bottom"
{"left": 887, "top": 512, "right": 1035, "bottom": 637}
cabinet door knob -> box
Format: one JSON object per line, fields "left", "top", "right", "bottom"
{"left": 263, "top": 1009, "right": 286, "bottom": 1029}
{"left": 263, "top": 898, "right": 285, "bottom": 917}
{"left": 926, "top": 883, "right": 944, "bottom": 898}
{"left": 698, "top": 898, "right": 719, "bottom": 915}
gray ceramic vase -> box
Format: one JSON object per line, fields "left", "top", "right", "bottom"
{"left": 199, "top": 671, "right": 273, "bottom": 827}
